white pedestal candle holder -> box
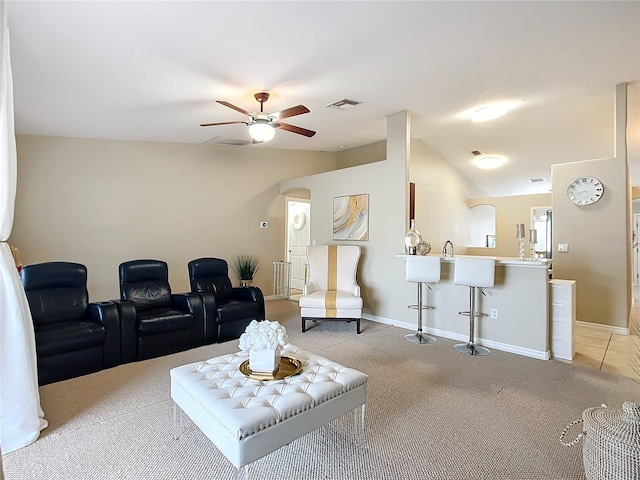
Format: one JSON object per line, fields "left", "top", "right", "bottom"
{"left": 516, "top": 223, "right": 525, "bottom": 261}
{"left": 518, "top": 237, "right": 525, "bottom": 261}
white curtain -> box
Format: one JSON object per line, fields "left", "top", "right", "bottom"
{"left": 0, "top": 0, "right": 47, "bottom": 454}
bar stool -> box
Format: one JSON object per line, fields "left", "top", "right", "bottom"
{"left": 453, "top": 256, "right": 495, "bottom": 356}
{"left": 404, "top": 255, "right": 440, "bottom": 344}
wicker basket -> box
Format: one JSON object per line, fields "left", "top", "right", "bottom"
{"left": 561, "top": 402, "right": 640, "bottom": 480}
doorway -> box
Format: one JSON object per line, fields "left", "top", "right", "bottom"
{"left": 531, "top": 206, "right": 552, "bottom": 259}
{"left": 286, "top": 198, "right": 311, "bottom": 292}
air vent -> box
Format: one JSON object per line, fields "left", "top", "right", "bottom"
{"left": 529, "top": 177, "right": 546, "bottom": 183}
{"left": 471, "top": 150, "right": 482, "bottom": 156}
{"left": 204, "top": 136, "right": 252, "bottom": 146}
{"left": 325, "top": 98, "right": 362, "bottom": 110}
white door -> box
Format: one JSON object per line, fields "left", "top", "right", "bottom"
{"left": 287, "top": 199, "right": 311, "bottom": 291}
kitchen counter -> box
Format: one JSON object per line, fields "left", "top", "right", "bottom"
{"left": 398, "top": 253, "right": 552, "bottom": 268}
{"left": 397, "top": 254, "right": 551, "bottom": 359}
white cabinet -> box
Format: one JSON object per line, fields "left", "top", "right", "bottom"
{"left": 549, "top": 279, "right": 576, "bottom": 360}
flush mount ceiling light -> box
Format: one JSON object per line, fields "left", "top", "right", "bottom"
{"left": 472, "top": 104, "right": 510, "bottom": 122}
{"left": 474, "top": 156, "right": 505, "bottom": 169}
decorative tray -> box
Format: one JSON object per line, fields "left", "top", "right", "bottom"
{"left": 239, "top": 356, "right": 303, "bottom": 381}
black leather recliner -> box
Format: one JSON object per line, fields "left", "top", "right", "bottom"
{"left": 117, "top": 260, "right": 204, "bottom": 363}
{"left": 21, "top": 262, "right": 120, "bottom": 386}
{"left": 188, "top": 258, "right": 265, "bottom": 344}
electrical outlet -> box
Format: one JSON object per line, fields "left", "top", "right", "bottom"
{"left": 491, "top": 309, "right": 498, "bottom": 319}
{"left": 558, "top": 243, "right": 568, "bottom": 252}
{"left": 260, "top": 221, "right": 268, "bottom": 228}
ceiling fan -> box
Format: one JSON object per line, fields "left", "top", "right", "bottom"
{"left": 200, "top": 92, "right": 316, "bottom": 142}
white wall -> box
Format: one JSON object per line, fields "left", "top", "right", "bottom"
{"left": 10, "top": 135, "right": 337, "bottom": 300}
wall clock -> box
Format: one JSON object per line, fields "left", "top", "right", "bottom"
{"left": 566, "top": 176, "right": 604, "bottom": 205}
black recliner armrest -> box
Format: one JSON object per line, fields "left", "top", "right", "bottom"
{"left": 115, "top": 300, "right": 137, "bottom": 364}
{"left": 171, "top": 292, "right": 204, "bottom": 347}
{"left": 231, "top": 286, "right": 266, "bottom": 319}
{"left": 196, "top": 292, "right": 219, "bottom": 344}
{"left": 88, "top": 301, "right": 120, "bottom": 368}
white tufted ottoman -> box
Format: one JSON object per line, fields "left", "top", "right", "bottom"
{"left": 170, "top": 344, "right": 368, "bottom": 478}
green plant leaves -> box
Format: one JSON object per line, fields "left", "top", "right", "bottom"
{"left": 232, "top": 254, "right": 261, "bottom": 280}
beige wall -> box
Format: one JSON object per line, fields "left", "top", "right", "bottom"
{"left": 10, "top": 135, "right": 337, "bottom": 300}
{"left": 548, "top": 84, "right": 631, "bottom": 330}
{"left": 552, "top": 157, "right": 629, "bottom": 328}
{"left": 467, "top": 194, "right": 552, "bottom": 257}
{"left": 13, "top": 125, "right": 632, "bottom": 330}
{"left": 410, "top": 138, "right": 485, "bottom": 254}
{"left": 336, "top": 140, "right": 387, "bottom": 169}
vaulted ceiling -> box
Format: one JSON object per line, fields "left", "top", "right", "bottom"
{"left": 7, "top": 1, "right": 640, "bottom": 197}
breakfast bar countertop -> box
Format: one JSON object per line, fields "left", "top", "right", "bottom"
{"left": 396, "top": 254, "right": 552, "bottom": 268}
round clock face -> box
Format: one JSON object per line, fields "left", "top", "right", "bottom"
{"left": 566, "top": 176, "right": 603, "bottom": 205}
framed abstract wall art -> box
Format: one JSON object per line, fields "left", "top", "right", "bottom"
{"left": 333, "top": 194, "right": 369, "bottom": 241}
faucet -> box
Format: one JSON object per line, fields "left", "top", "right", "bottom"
{"left": 442, "top": 240, "right": 454, "bottom": 257}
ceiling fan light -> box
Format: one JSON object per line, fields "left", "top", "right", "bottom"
{"left": 249, "top": 121, "right": 275, "bottom": 142}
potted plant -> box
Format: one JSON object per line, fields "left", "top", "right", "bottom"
{"left": 232, "top": 254, "right": 261, "bottom": 286}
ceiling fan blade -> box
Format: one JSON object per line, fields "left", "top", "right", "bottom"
{"left": 200, "top": 120, "right": 246, "bottom": 127}
{"left": 216, "top": 100, "right": 250, "bottom": 116}
{"left": 276, "top": 105, "right": 310, "bottom": 120}
{"left": 276, "top": 122, "right": 316, "bottom": 137}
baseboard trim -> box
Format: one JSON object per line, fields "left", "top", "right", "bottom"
{"left": 576, "top": 320, "right": 629, "bottom": 336}
{"left": 362, "top": 313, "right": 550, "bottom": 360}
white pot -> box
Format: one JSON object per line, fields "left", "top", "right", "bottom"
{"left": 249, "top": 347, "right": 281, "bottom": 373}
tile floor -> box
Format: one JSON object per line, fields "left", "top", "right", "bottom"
{"left": 571, "top": 287, "right": 640, "bottom": 381}
{"left": 573, "top": 325, "right": 640, "bottom": 380}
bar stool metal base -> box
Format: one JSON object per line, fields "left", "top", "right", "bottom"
{"left": 404, "top": 282, "right": 437, "bottom": 345}
{"left": 454, "top": 285, "right": 491, "bottom": 356}
{"left": 404, "top": 332, "right": 437, "bottom": 344}
{"left": 453, "top": 342, "right": 491, "bottom": 356}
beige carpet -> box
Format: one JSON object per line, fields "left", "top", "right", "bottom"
{"left": 3, "top": 299, "right": 639, "bottom": 480}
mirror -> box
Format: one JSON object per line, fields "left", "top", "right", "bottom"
{"left": 469, "top": 204, "right": 496, "bottom": 248}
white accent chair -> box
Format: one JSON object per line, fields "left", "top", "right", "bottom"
{"left": 453, "top": 256, "right": 495, "bottom": 356}
{"left": 404, "top": 255, "right": 441, "bottom": 344}
{"left": 299, "top": 245, "right": 363, "bottom": 334}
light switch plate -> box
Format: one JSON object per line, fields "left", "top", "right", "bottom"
{"left": 558, "top": 243, "right": 568, "bottom": 252}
